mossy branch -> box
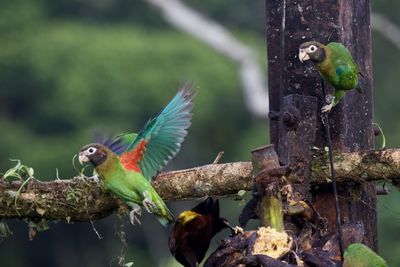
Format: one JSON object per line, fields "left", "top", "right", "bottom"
{"left": 0, "top": 148, "right": 400, "bottom": 222}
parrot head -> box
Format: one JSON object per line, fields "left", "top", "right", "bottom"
{"left": 299, "top": 41, "right": 325, "bottom": 63}
{"left": 79, "top": 143, "right": 109, "bottom": 167}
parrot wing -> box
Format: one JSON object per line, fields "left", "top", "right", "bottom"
{"left": 102, "top": 133, "right": 138, "bottom": 155}
{"left": 120, "top": 83, "right": 196, "bottom": 180}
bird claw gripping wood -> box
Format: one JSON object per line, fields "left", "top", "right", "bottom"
{"left": 322, "top": 95, "right": 335, "bottom": 113}
{"left": 142, "top": 191, "right": 157, "bottom": 213}
{"left": 231, "top": 226, "right": 244, "bottom": 235}
{"left": 88, "top": 174, "right": 100, "bottom": 183}
{"left": 128, "top": 203, "right": 142, "bottom": 225}
{"left": 222, "top": 220, "right": 244, "bottom": 236}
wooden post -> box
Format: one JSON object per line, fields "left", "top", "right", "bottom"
{"left": 266, "top": 0, "right": 377, "bottom": 251}
{"left": 251, "top": 145, "right": 284, "bottom": 231}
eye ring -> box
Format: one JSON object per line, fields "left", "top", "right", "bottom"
{"left": 87, "top": 147, "right": 96, "bottom": 154}
{"left": 309, "top": 45, "right": 317, "bottom": 52}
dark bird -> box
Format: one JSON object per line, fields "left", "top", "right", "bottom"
{"left": 169, "top": 197, "right": 240, "bottom": 267}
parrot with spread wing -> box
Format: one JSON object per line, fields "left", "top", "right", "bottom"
{"left": 169, "top": 197, "right": 241, "bottom": 267}
{"left": 298, "top": 41, "right": 363, "bottom": 112}
{"left": 78, "top": 84, "right": 196, "bottom": 226}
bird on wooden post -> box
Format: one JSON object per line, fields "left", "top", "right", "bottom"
{"left": 78, "top": 84, "right": 196, "bottom": 226}
{"left": 298, "top": 41, "right": 363, "bottom": 113}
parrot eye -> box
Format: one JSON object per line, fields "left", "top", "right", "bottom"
{"left": 309, "top": 45, "right": 317, "bottom": 52}
{"left": 87, "top": 147, "right": 97, "bottom": 155}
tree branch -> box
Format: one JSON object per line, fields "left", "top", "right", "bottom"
{"left": 1, "top": 149, "right": 400, "bottom": 222}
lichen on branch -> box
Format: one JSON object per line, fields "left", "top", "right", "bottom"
{"left": 1, "top": 148, "right": 400, "bottom": 223}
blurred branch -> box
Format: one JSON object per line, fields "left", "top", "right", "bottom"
{"left": 1, "top": 148, "right": 400, "bottom": 222}
{"left": 371, "top": 12, "right": 400, "bottom": 50}
{"left": 145, "top": 0, "right": 269, "bottom": 117}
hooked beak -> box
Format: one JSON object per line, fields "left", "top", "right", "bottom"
{"left": 299, "top": 49, "right": 309, "bottom": 63}
{"left": 78, "top": 152, "right": 89, "bottom": 165}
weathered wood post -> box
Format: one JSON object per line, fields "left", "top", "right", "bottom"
{"left": 266, "top": 0, "right": 377, "bottom": 252}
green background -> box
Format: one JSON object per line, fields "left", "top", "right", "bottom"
{"left": 0, "top": 0, "right": 399, "bottom": 266}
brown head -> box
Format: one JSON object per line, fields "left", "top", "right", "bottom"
{"left": 299, "top": 41, "right": 326, "bottom": 63}
{"left": 78, "top": 143, "right": 109, "bottom": 167}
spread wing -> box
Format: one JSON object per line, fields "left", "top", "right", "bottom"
{"left": 103, "top": 133, "right": 138, "bottom": 155}
{"left": 119, "top": 83, "right": 196, "bottom": 179}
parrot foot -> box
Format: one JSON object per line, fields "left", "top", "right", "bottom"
{"left": 129, "top": 204, "right": 142, "bottom": 225}
{"left": 321, "top": 103, "right": 333, "bottom": 113}
{"left": 88, "top": 174, "right": 100, "bottom": 183}
{"left": 142, "top": 191, "right": 157, "bottom": 213}
{"left": 322, "top": 95, "right": 335, "bottom": 113}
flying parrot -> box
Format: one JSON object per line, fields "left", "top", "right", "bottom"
{"left": 169, "top": 197, "right": 241, "bottom": 267}
{"left": 298, "top": 41, "right": 363, "bottom": 112}
{"left": 78, "top": 84, "right": 196, "bottom": 226}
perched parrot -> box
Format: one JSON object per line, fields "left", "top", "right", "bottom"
{"left": 298, "top": 41, "right": 363, "bottom": 112}
{"left": 78, "top": 84, "right": 196, "bottom": 226}
{"left": 169, "top": 197, "right": 240, "bottom": 267}
{"left": 343, "top": 243, "right": 387, "bottom": 267}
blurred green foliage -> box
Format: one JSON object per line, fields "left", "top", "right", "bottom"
{"left": 0, "top": 0, "right": 399, "bottom": 266}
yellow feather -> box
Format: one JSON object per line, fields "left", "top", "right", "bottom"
{"left": 178, "top": 210, "right": 200, "bottom": 225}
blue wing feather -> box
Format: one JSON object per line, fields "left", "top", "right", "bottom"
{"left": 103, "top": 133, "right": 138, "bottom": 155}
{"left": 126, "top": 83, "right": 196, "bottom": 180}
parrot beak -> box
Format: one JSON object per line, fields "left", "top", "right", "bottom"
{"left": 299, "top": 49, "right": 309, "bottom": 63}
{"left": 78, "top": 152, "right": 89, "bottom": 165}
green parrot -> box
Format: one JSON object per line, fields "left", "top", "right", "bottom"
{"left": 298, "top": 41, "right": 363, "bottom": 112}
{"left": 78, "top": 84, "right": 196, "bottom": 226}
{"left": 343, "top": 243, "right": 387, "bottom": 267}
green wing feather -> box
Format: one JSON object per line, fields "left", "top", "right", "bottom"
{"left": 327, "top": 42, "right": 359, "bottom": 91}
{"left": 126, "top": 84, "right": 196, "bottom": 180}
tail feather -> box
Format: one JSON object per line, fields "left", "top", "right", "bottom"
{"left": 157, "top": 211, "right": 175, "bottom": 227}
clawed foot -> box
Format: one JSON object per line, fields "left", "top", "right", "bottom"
{"left": 322, "top": 95, "right": 335, "bottom": 113}
{"left": 230, "top": 226, "right": 244, "bottom": 235}
{"left": 223, "top": 219, "right": 244, "bottom": 236}
{"left": 321, "top": 103, "right": 333, "bottom": 113}
{"left": 129, "top": 204, "right": 142, "bottom": 225}
{"left": 142, "top": 191, "right": 157, "bottom": 213}
{"left": 89, "top": 174, "right": 100, "bottom": 183}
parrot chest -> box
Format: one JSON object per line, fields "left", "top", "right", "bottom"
{"left": 99, "top": 168, "right": 150, "bottom": 203}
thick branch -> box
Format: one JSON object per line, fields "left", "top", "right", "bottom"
{"left": 0, "top": 162, "right": 253, "bottom": 222}
{"left": 1, "top": 149, "right": 400, "bottom": 222}
{"left": 310, "top": 148, "right": 400, "bottom": 184}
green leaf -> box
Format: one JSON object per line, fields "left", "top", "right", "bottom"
{"left": 373, "top": 123, "right": 386, "bottom": 149}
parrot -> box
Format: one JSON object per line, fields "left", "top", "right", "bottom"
{"left": 169, "top": 197, "right": 241, "bottom": 267}
{"left": 78, "top": 84, "right": 196, "bottom": 226}
{"left": 343, "top": 243, "right": 387, "bottom": 267}
{"left": 298, "top": 41, "right": 363, "bottom": 112}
